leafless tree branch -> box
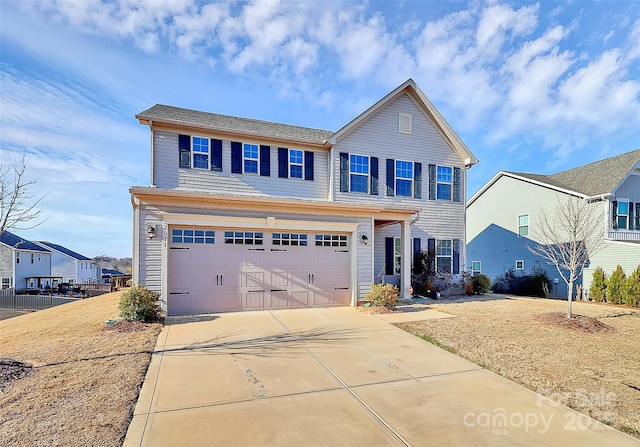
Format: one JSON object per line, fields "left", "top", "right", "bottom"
{"left": 527, "top": 196, "right": 604, "bottom": 318}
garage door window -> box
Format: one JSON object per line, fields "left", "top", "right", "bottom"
{"left": 172, "top": 229, "right": 215, "bottom": 244}
{"left": 273, "top": 233, "right": 308, "bottom": 246}
{"left": 315, "top": 234, "right": 348, "bottom": 247}
{"left": 224, "top": 231, "right": 263, "bottom": 245}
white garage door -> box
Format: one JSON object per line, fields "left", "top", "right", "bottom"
{"left": 168, "top": 228, "right": 350, "bottom": 314}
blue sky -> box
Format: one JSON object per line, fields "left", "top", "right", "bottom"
{"left": 1, "top": 0, "right": 639, "bottom": 259}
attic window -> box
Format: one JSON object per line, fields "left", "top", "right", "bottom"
{"left": 399, "top": 113, "right": 412, "bottom": 134}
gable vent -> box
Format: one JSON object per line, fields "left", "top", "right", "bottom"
{"left": 399, "top": 113, "right": 412, "bottom": 134}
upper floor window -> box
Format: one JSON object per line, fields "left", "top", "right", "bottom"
{"left": 289, "top": 150, "right": 303, "bottom": 179}
{"left": 31, "top": 253, "right": 35, "bottom": 264}
{"left": 518, "top": 214, "right": 529, "bottom": 237}
{"left": 340, "top": 153, "right": 378, "bottom": 195}
{"left": 192, "top": 137, "right": 210, "bottom": 169}
{"left": 428, "top": 165, "right": 460, "bottom": 202}
{"left": 243, "top": 143, "right": 259, "bottom": 174}
{"left": 436, "top": 239, "right": 453, "bottom": 273}
{"left": 16, "top": 252, "right": 20, "bottom": 264}
{"left": 350, "top": 154, "right": 370, "bottom": 193}
{"left": 395, "top": 160, "right": 413, "bottom": 197}
{"left": 436, "top": 166, "right": 452, "bottom": 200}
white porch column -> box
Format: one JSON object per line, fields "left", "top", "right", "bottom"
{"left": 400, "top": 219, "right": 412, "bottom": 301}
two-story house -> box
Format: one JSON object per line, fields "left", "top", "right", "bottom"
{"left": 0, "top": 231, "right": 53, "bottom": 290}
{"left": 131, "top": 79, "right": 478, "bottom": 315}
{"left": 34, "top": 241, "right": 99, "bottom": 284}
{"left": 467, "top": 149, "right": 640, "bottom": 298}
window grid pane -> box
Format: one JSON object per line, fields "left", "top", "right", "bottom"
{"left": 349, "top": 154, "right": 369, "bottom": 193}
{"left": 224, "top": 231, "right": 263, "bottom": 245}
{"left": 192, "top": 137, "right": 209, "bottom": 169}
{"left": 436, "top": 166, "right": 452, "bottom": 200}
{"left": 272, "top": 233, "right": 307, "bottom": 246}
{"left": 314, "top": 234, "right": 347, "bottom": 247}
{"left": 244, "top": 143, "right": 259, "bottom": 174}
{"left": 172, "top": 228, "right": 215, "bottom": 244}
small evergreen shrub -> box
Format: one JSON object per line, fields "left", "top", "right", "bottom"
{"left": 492, "top": 269, "right": 551, "bottom": 297}
{"left": 472, "top": 274, "right": 491, "bottom": 294}
{"left": 119, "top": 284, "right": 161, "bottom": 322}
{"left": 626, "top": 265, "right": 640, "bottom": 307}
{"left": 606, "top": 265, "right": 627, "bottom": 304}
{"left": 365, "top": 283, "right": 399, "bottom": 309}
{"left": 589, "top": 267, "right": 607, "bottom": 302}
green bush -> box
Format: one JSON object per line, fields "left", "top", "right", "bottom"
{"left": 472, "top": 274, "right": 491, "bottom": 294}
{"left": 626, "top": 265, "right": 640, "bottom": 307}
{"left": 119, "top": 284, "right": 161, "bottom": 322}
{"left": 492, "top": 269, "right": 551, "bottom": 297}
{"left": 590, "top": 267, "right": 607, "bottom": 302}
{"left": 365, "top": 283, "right": 399, "bottom": 309}
{"left": 606, "top": 265, "right": 627, "bottom": 304}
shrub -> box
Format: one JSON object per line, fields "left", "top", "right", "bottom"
{"left": 472, "top": 274, "right": 491, "bottom": 294}
{"left": 626, "top": 265, "right": 640, "bottom": 307}
{"left": 589, "top": 267, "right": 607, "bottom": 302}
{"left": 365, "top": 283, "right": 399, "bottom": 309}
{"left": 606, "top": 265, "right": 627, "bottom": 305}
{"left": 119, "top": 284, "right": 161, "bottom": 322}
{"left": 492, "top": 269, "right": 550, "bottom": 297}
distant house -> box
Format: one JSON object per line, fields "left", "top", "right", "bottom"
{"left": 0, "top": 231, "right": 54, "bottom": 290}
{"left": 101, "top": 268, "right": 124, "bottom": 284}
{"left": 467, "top": 149, "right": 640, "bottom": 298}
{"left": 34, "top": 241, "right": 99, "bottom": 284}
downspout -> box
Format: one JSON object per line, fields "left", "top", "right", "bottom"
{"left": 131, "top": 194, "right": 140, "bottom": 284}
{"left": 327, "top": 142, "right": 334, "bottom": 202}
{"left": 149, "top": 120, "right": 155, "bottom": 187}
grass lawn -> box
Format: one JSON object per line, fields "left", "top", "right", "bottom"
{"left": 0, "top": 291, "right": 161, "bottom": 447}
{"left": 397, "top": 295, "right": 640, "bottom": 439}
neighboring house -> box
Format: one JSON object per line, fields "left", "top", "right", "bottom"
{"left": 101, "top": 268, "right": 124, "bottom": 284}
{"left": 131, "top": 79, "right": 479, "bottom": 315}
{"left": 467, "top": 149, "right": 640, "bottom": 298}
{"left": 34, "top": 241, "right": 99, "bottom": 284}
{"left": 0, "top": 231, "right": 53, "bottom": 290}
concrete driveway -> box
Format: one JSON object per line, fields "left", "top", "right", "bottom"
{"left": 125, "top": 307, "right": 639, "bottom": 447}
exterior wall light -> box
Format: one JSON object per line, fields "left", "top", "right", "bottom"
{"left": 361, "top": 234, "right": 368, "bottom": 244}
{"left": 147, "top": 225, "right": 156, "bottom": 239}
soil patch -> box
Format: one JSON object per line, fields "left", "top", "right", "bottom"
{"left": 102, "top": 320, "right": 162, "bottom": 333}
{"left": 535, "top": 312, "right": 614, "bottom": 333}
{"left": 0, "top": 358, "right": 32, "bottom": 392}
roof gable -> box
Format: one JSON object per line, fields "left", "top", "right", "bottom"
{"left": 328, "top": 79, "right": 478, "bottom": 166}
{"left": 36, "top": 241, "right": 91, "bottom": 261}
{"left": 0, "top": 231, "right": 50, "bottom": 252}
{"left": 136, "top": 105, "right": 334, "bottom": 147}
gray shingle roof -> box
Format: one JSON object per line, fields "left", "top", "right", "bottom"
{"left": 507, "top": 148, "right": 640, "bottom": 197}
{"left": 136, "top": 104, "right": 334, "bottom": 145}
{"left": 36, "top": 241, "right": 91, "bottom": 261}
{"left": 0, "top": 231, "right": 50, "bottom": 252}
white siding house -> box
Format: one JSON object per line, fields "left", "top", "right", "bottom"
{"left": 132, "top": 79, "right": 478, "bottom": 315}
{"left": 0, "top": 231, "right": 52, "bottom": 290}
{"left": 34, "top": 241, "right": 99, "bottom": 284}
{"left": 467, "top": 149, "right": 640, "bottom": 297}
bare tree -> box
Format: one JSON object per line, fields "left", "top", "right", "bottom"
{"left": 528, "top": 196, "right": 604, "bottom": 319}
{"left": 0, "top": 152, "right": 45, "bottom": 234}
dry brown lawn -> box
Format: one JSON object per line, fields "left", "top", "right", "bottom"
{"left": 397, "top": 295, "right": 640, "bottom": 439}
{"left": 0, "top": 291, "right": 162, "bottom": 447}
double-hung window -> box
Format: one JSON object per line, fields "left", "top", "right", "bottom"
{"left": 436, "top": 239, "right": 452, "bottom": 273}
{"left": 289, "top": 150, "right": 303, "bottom": 179}
{"left": 471, "top": 261, "right": 481, "bottom": 275}
{"left": 436, "top": 166, "right": 452, "bottom": 200}
{"left": 518, "top": 214, "right": 529, "bottom": 237}
{"left": 395, "top": 160, "right": 413, "bottom": 197}
{"left": 349, "top": 154, "right": 369, "bottom": 193}
{"left": 243, "top": 143, "right": 259, "bottom": 174}
{"left": 192, "top": 137, "right": 209, "bottom": 169}
{"left": 617, "top": 201, "right": 630, "bottom": 229}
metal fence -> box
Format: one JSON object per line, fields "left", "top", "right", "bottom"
{"left": 0, "top": 288, "right": 81, "bottom": 311}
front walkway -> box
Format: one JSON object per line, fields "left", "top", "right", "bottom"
{"left": 125, "top": 307, "right": 639, "bottom": 446}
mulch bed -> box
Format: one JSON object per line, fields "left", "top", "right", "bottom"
{"left": 535, "top": 312, "right": 614, "bottom": 333}
{"left": 0, "top": 358, "right": 33, "bottom": 392}
{"left": 101, "top": 320, "right": 159, "bottom": 333}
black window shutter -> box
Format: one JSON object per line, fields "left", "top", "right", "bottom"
{"left": 304, "top": 151, "right": 314, "bottom": 181}
{"left": 385, "top": 237, "right": 394, "bottom": 275}
{"left": 414, "top": 162, "right": 422, "bottom": 198}
{"left": 428, "top": 164, "right": 436, "bottom": 200}
{"left": 453, "top": 239, "right": 460, "bottom": 274}
{"left": 386, "top": 159, "right": 395, "bottom": 196}
{"left": 339, "top": 152, "right": 349, "bottom": 192}
{"left": 260, "top": 145, "right": 270, "bottom": 177}
{"left": 612, "top": 201, "right": 618, "bottom": 229}
{"left": 412, "top": 238, "right": 421, "bottom": 273}
{"left": 629, "top": 202, "right": 635, "bottom": 230}
{"left": 278, "top": 148, "right": 288, "bottom": 178}
{"left": 453, "top": 167, "right": 461, "bottom": 202}
{"left": 370, "top": 157, "right": 379, "bottom": 195}
{"left": 179, "top": 134, "right": 191, "bottom": 168}
{"left": 211, "top": 139, "right": 222, "bottom": 171}
{"left": 231, "top": 142, "right": 242, "bottom": 174}
{"left": 427, "top": 238, "right": 436, "bottom": 275}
